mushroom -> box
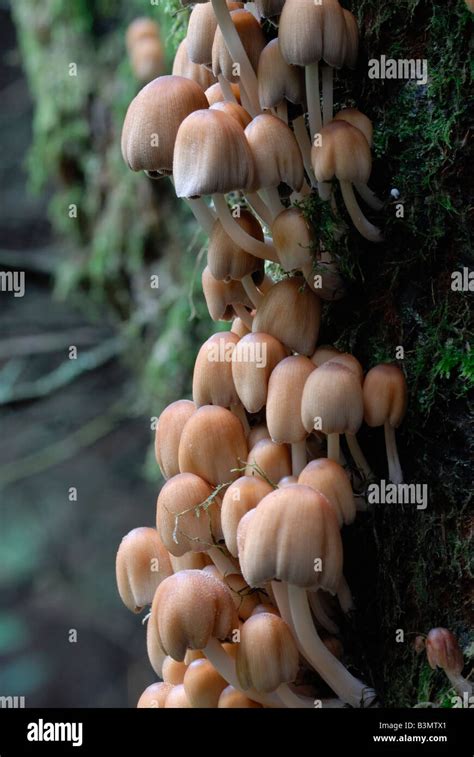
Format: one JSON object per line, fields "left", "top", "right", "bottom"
{"left": 245, "top": 438, "right": 292, "bottom": 484}
{"left": 168, "top": 552, "right": 212, "bottom": 572}
{"left": 363, "top": 363, "right": 407, "bottom": 484}
{"left": 311, "top": 120, "right": 383, "bottom": 242}
{"left": 130, "top": 36, "right": 164, "bottom": 83}
{"left": 257, "top": 39, "right": 305, "bottom": 123}
{"left": 238, "top": 485, "right": 375, "bottom": 706}
{"left": 266, "top": 355, "right": 316, "bottom": 475}
{"left": 247, "top": 423, "right": 270, "bottom": 448}
{"left": 115, "top": 527, "right": 172, "bottom": 613}
{"left": 146, "top": 607, "right": 168, "bottom": 678}
{"left": 192, "top": 331, "right": 241, "bottom": 409}
{"left": 151, "top": 570, "right": 278, "bottom": 705}
{"left": 162, "top": 656, "right": 188, "bottom": 685}
{"left": 173, "top": 108, "right": 277, "bottom": 260}
{"left": 178, "top": 404, "right": 248, "bottom": 485}
{"left": 183, "top": 658, "right": 228, "bottom": 707}
{"left": 231, "top": 316, "right": 251, "bottom": 338}
{"left": 187, "top": 1, "right": 243, "bottom": 68}
{"left": 254, "top": 0, "right": 285, "bottom": 17}
{"left": 426, "top": 628, "right": 472, "bottom": 697}
{"left": 212, "top": 9, "right": 266, "bottom": 113}
{"left": 202, "top": 266, "right": 254, "bottom": 328}
{"left": 334, "top": 108, "right": 383, "bottom": 210}
{"left": 164, "top": 684, "right": 193, "bottom": 708}
{"left": 205, "top": 80, "right": 241, "bottom": 105}
{"left": 210, "top": 100, "right": 252, "bottom": 129}
{"left": 156, "top": 472, "right": 227, "bottom": 569}
{"left": 221, "top": 475, "right": 273, "bottom": 557}
{"left": 252, "top": 276, "right": 321, "bottom": 356}
{"left": 298, "top": 458, "right": 355, "bottom": 527}
{"left": 137, "top": 682, "right": 173, "bottom": 708}
{"left": 218, "top": 685, "right": 262, "bottom": 707}
{"left": 237, "top": 612, "right": 313, "bottom": 707}
{"left": 231, "top": 332, "right": 287, "bottom": 413}
{"left": 207, "top": 208, "right": 265, "bottom": 306}
{"left": 301, "top": 361, "right": 364, "bottom": 462}
{"left": 272, "top": 207, "right": 315, "bottom": 273}
{"left": 225, "top": 572, "right": 260, "bottom": 619}
{"left": 155, "top": 399, "right": 196, "bottom": 480}
{"left": 172, "top": 38, "right": 216, "bottom": 90}
{"left": 126, "top": 18, "right": 161, "bottom": 53}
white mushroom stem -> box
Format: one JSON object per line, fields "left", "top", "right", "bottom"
{"left": 305, "top": 62, "right": 323, "bottom": 142}
{"left": 337, "top": 575, "right": 354, "bottom": 614}
{"left": 241, "top": 274, "right": 263, "bottom": 309}
{"left": 211, "top": 0, "right": 261, "bottom": 116}
{"left": 244, "top": 191, "right": 273, "bottom": 227}
{"left": 288, "top": 585, "right": 377, "bottom": 708}
{"left": 233, "top": 303, "right": 253, "bottom": 329}
{"left": 181, "top": 193, "right": 216, "bottom": 236}
{"left": 327, "top": 433, "right": 340, "bottom": 463}
{"left": 445, "top": 672, "right": 473, "bottom": 698}
{"left": 262, "top": 187, "right": 284, "bottom": 220}
{"left": 321, "top": 65, "right": 334, "bottom": 126}
{"left": 292, "top": 115, "right": 318, "bottom": 188}
{"left": 345, "top": 433, "right": 373, "bottom": 480}
{"left": 218, "top": 73, "right": 238, "bottom": 103}
{"left": 354, "top": 182, "right": 384, "bottom": 211}
{"left": 271, "top": 581, "right": 307, "bottom": 659}
{"left": 276, "top": 100, "right": 288, "bottom": 124}
{"left": 291, "top": 440, "right": 307, "bottom": 477}
{"left": 204, "top": 637, "right": 281, "bottom": 706}
{"left": 339, "top": 180, "right": 384, "bottom": 242}
{"left": 384, "top": 421, "right": 404, "bottom": 484}
{"left": 213, "top": 194, "right": 278, "bottom": 260}
{"left": 208, "top": 546, "right": 240, "bottom": 576}
{"left": 308, "top": 589, "right": 340, "bottom": 634}
{"left": 239, "top": 81, "right": 254, "bottom": 115}
{"left": 230, "top": 402, "right": 251, "bottom": 436}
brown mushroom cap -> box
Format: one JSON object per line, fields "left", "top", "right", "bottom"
{"left": 210, "top": 100, "right": 252, "bottom": 129}
{"left": 121, "top": 75, "right": 208, "bottom": 175}
{"left": 244, "top": 114, "right": 304, "bottom": 191}
{"left": 172, "top": 38, "right": 216, "bottom": 90}
{"left": 253, "top": 277, "right": 321, "bottom": 356}
{"left": 326, "top": 354, "right": 364, "bottom": 383}
{"left": 272, "top": 207, "right": 315, "bottom": 272}
{"left": 238, "top": 484, "right": 343, "bottom": 591}
{"left": 279, "top": 0, "right": 324, "bottom": 67}
{"left": 205, "top": 81, "right": 241, "bottom": 105}
{"left": 137, "top": 682, "right": 173, "bottom": 708}
{"left": 187, "top": 2, "right": 243, "bottom": 66}
{"left": 311, "top": 344, "right": 341, "bottom": 367}
{"left": 301, "top": 361, "right": 364, "bottom": 435}
{"left": 258, "top": 38, "right": 305, "bottom": 109}
{"left": 426, "top": 628, "right": 465, "bottom": 676}
{"left": 312, "top": 120, "right": 371, "bottom": 184}
{"left": 178, "top": 405, "right": 248, "bottom": 485}
{"left": 232, "top": 332, "right": 287, "bottom": 413}
{"left": 155, "top": 399, "right": 196, "bottom": 480}
{"left": 183, "top": 658, "right": 228, "bottom": 707}
{"left": 212, "top": 9, "right": 266, "bottom": 81}
{"left": 221, "top": 475, "right": 274, "bottom": 557}
{"left": 245, "top": 438, "right": 292, "bottom": 483}
{"left": 169, "top": 552, "right": 212, "bottom": 572}
{"left": 156, "top": 472, "right": 221, "bottom": 556}
{"left": 267, "top": 355, "right": 316, "bottom": 444}
{"left": 237, "top": 612, "right": 299, "bottom": 692}
{"left": 130, "top": 36, "right": 164, "bottom": 83}
{"left": 115, "top": 527, "right": 172, "bottom": 612}
{"left": 298, "top": 458, "right": 355, "bottom": 526}
{"left": 162, "top": 656, "right": 188, "bottom": 685}
{"left": 202, "top": 266, "right": 253, "bottom": 321}
{"left": 126, "top": 18, "right": 160, "bottom": 52}
{"left": 218, "top": 685, "right": 262, "bottom": 707}
{"left": 363, "top": 363, "right": 408, "bottom": 428}
{"left": 174, "top": 109, "right": 255, "bottom": 197}
{"left": 192, "top": 331, "right": 240, "bottom": 408}
{"left": 334, "top": 108, "right": 373, "bottom": 147}
{"left": 247, "top": 424, "right": 271, "bottom": 448}
{"left": 164, "top": 684, "right": 193, "bottom": 708}
{"left": 151, "top": 569, "right": 238, "bottom": 660}
{"left": 208, "top": 210, "right": 264, "bottom": 282}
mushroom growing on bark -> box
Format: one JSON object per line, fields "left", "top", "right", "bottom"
{"left": 155, "top": 399, "right": 196, "bottom": 480}
{"left": 115, "top": 527, "right": 172, "bottom": 612}
{"left": 363, "top": 363, "right": 407, "bottom": 484}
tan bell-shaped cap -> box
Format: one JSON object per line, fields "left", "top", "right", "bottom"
{"left": 137, "top": 682, "right": 173, "bottom": 708}
{"left": 212, "top": 9, "right": 266, "bottom": 81}
{"left": 218, "top": 685, "right": 262, "bottom": 707}
{"left": 334, "top": 108, "right": 373, "bottom": 146}
{"left": 232, "top": 332, "right": 287, "bottom": 413}
{"left": 272, "top": 207, "right": 315, "bottom": 271}
{"left": 187, "top": 2, "right": 243, "bottom": 66}
{"left": 205, "top": 81, "right": 241, "bottom": 105}
{"left": 258, "top": 39, "right": 305, "bottom": 109}
{"left": 178, "top": 405, "right": 248, "bottom": 485}
{"left": 253, "top": 277, "right": 321, "bottom": 355}
{"left": 236, "top": 612, "right": 299, "bottom": 692}
{"left": 172, "top": 38, "right": 216, "bottom": 89}
{"left": 207, "top": 210, "right": 263, "bottom": 282}
{"left": 115, "top": 527, "right": 172, "bottom": 612}
{"left": 202, "top": 266, "right": 253, "bottom": 321}
{"left": 267, "top": 355, "right": 315, "bottom": 443}
{"left": 245, "top": 114, "right": 304, "bottom": 191}
{"left": 162, "top": 656, "right": 188, "bottom": 685}
{"left": 121, "top": 75, "right": 208, "bottom": 175}
{"left": 155, "top": 399, "right": 196, "bottom": 479}
{"left": 210, "top": 101, "right": 252, "bottom": 129}
{"left": 183, "top": 658, "right": 227, "bottom": 707}
{"left": 298, "top": 457, "right": 355, "bottom": 526}
{"left": 221, "top": 475, "right": 274, "bottom": 557}
{"left": 192, "top": 331, "right": 240, "bottom": 408}
{"left": 312, "top": 120, "right": 371, "bottom": 184}
{"left": 301, "top": 361, "right": 364, "bottom": 435}
{"left": 363, "top": 363, "right": 407, "bottom": 428}
{"left": 245, "top": 438, "right": 292, "bottom": 483}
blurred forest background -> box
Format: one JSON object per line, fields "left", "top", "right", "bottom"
{"left": 0, "top": 0, "right": 472, "bottom": 708}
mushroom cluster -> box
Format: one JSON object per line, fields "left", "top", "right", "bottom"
{"left": 117, "top": 3, "right": 407, "bottom": 709}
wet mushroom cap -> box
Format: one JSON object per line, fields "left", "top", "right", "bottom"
{"left": 115, "top": 527, "right": 172, "bottom": 612}
{"left": 236, "top": 612, "right": 299, "bottom": 692}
